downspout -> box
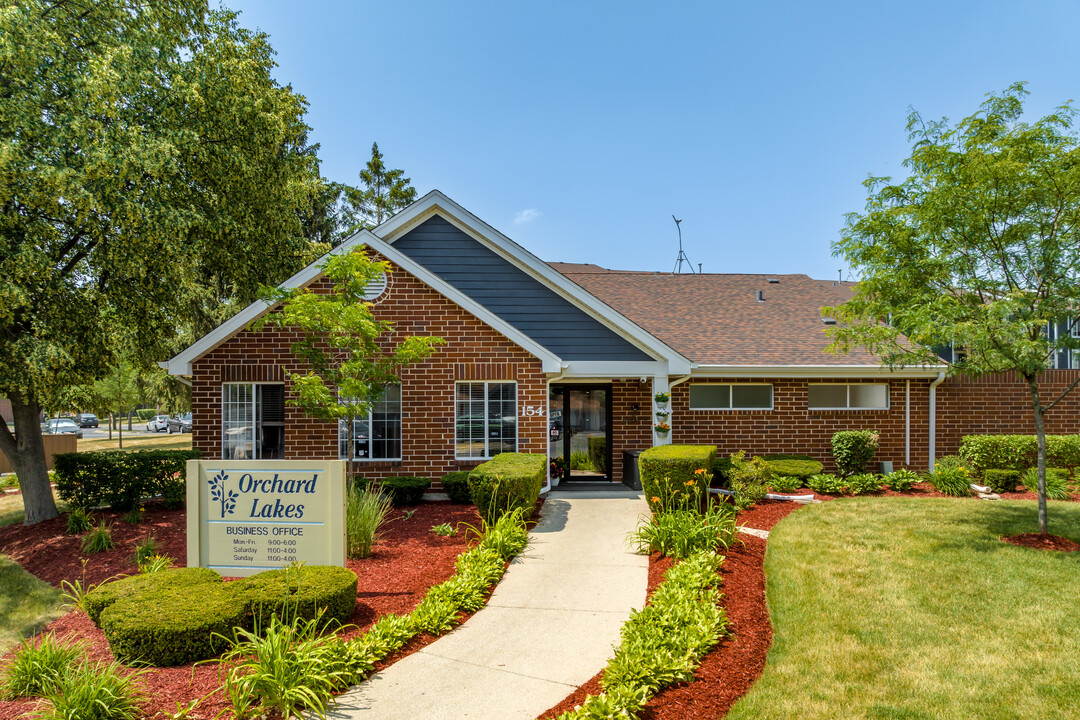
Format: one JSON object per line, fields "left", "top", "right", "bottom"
{"left": 905, "top": 379, "right": 910, "bottom": 467}
{"left": 542, "top": 363, "right": 571, "bottom": 493}
{"left": 928, "top": 371, "right": 946, "bottom": 471}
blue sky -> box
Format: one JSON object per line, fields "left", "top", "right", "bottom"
{"left": 227, "top": 0, "right": 1080, "bottom": 280}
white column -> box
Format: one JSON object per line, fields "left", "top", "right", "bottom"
{"left": 652, "top": 376, "right": 671, "bottom": 446}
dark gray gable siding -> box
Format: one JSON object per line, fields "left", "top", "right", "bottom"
{"left": 392, "top": 215, "right": 654, "bottom": 361}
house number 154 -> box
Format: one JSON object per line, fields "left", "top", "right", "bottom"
{"left": 520, "top": 405, "right": 545, "bottom": 417}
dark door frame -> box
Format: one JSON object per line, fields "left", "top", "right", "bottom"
{"left": 550, "top": 384, "right": 613, "bottom": 482}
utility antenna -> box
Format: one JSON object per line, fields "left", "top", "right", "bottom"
{"left": 671, "top": 215, "right": 695, "bottom": 274}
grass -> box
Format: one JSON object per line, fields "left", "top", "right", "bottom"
{"left": 78, "top": 434, "right": 192, "bottom": 453}
{"left": 0, "top": 555, "right": 66, "bottom": 654}
{"left": 0, "top": 487, "right": 68, "bottom": 528}
{"left": 726, "top": 498, "right": 1080, "bottom": 720}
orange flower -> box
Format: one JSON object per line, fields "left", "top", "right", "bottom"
{"left": 685, "top": 480, "right": 696, "bottom": 487}
{"left": 651, "top": 496, "right": 661, "bottom": 503}
{"left": 694, "top": 468, "right": 707, "bottom": 476}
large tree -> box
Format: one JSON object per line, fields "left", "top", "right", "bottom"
{"left": 826, "top": 83, "right": 1080, "bottom": 535}
{"left": 0, "top": 1, "right": 325, "bottom": 523}
{"left": 339, "top": 142, "right": 417, "bottom": 234}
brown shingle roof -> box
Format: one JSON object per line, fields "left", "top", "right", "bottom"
{"left": 548, "top": 263, "right": 883, "bottom": 366}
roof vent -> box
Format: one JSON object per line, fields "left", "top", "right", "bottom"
{"left": 756, "top": 290, "right": 764, "bottom": 302}
{"left": 767, "top": 278, "right": 779, "bottom": 283}
{"left": 822, "top": 317, "right": 837, "bottom": 325}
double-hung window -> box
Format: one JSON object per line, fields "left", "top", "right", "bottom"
{"left": 689, "top": 384, "right": 773, "bottom": 410}
{"left": 222, "top": 383, "right": 285, "bottom": 459}
{"left": 338, "top": 385, "right": 402, "bottom": 461}
{"left": 455, "top": 382, "right": 517, "bottom": 459}
{"left": 807, "top": 383, "right": 889, "bottom": 410}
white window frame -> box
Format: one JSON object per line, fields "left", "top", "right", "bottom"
{"left": 221, "top": 382, "right": 285, "bottom": 459}
{"left": 1070, "top": 317, "right": 1080, "bottom": 339}
{"left": 689, "top": 383, "right": 774, "bottom": 411}
{"left": 455, "top": 381, "right": 518, "bottom": 460}
{"left": 338, "top": 385, "right": 402, "bottom": 462}
{"left": 808, "top": 383, "right": 890, "bottom": 411}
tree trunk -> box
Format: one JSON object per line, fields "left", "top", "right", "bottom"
{"left": 0, "top": 394, "right": 59, "bottom": 525}
{"left": 108, "top": 413, "right": 113, "bottom": 440}
{"left": 1026, "top": 377, "right": 1049, "bottom": 535}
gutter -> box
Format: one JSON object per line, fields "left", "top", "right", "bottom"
{"left": 928, "top": 371, "right": 946, "bottom": 471}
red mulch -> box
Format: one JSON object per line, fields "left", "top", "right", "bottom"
{"left": 0, "top": 501, "right": 482, "bottom": 720}
{"left": 776, "top": 481, "right": 1079, "bottom": 502}
{"left": 1001, "top": 532, "right": 1080, "bottom": 552}
{"left": 540, "top": 499, "right": 802, "bottom": 719}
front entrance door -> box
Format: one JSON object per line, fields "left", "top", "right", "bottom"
{"left": 549, "top": 385, "right": 612, "bottom": 482}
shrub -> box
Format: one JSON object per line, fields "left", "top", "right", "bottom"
{"left": 935, "top": 455, "right": 968, "bottom": 472}
{"left": 807, "top": 473, "right": 847, "bottom": 494}
{"left": 768, "top": 475, "right": 803, "bottom": 493}
{"left": 81, "top": 523, "right": 115, "bottom": 554}
{"left": 379, "top": 476, "right": 430, "bottom": 506}
{"left": 468, "top": 453, "right": 545, "bottom": 521}
{"left": 831, "top": 430, "right": 879, "bottom": 475}
{"left": 728, "top": 451, "right": 769, "bottom": 509}
{"left": 1021, "top": 467, "right": 1072, "bottom": 500}
{"left": 710, "top": 457, "right": 733, "bottom": 488}
{"left": 764, "top": 457, "right": 823, "bottom": 479}
{"left": 440, "top": 471, "right": 472, "bottom": 504}
{"left": 135, "top": 409, "right": 156, "bottom": 422}
{"left": 36, "top": 660, "right": 146, "bottom": 720}
{"left": 84, "top": 567, "right": 222, "bottom": 624}
{"left": 846, "top": 473, "right": 883, "bottom": 495}
{"left": 639, "top": 445, "right": 716, "bottom": 514}
{"left": 53, "top": 449, "right": 200, "bottom": 510}
{"left": 569, "top": 451, "right": 594, "bottom": 471}
{"left": 928, "top": 465, "right": 972, "bottom": 497}
{"left": 236, "top": 565, "right": 358, "bottom": 630}
{"left": 983, "top": 469, "right": 1022, "bottom": 493}
{"left": 883, "top": 469, "right": 920, "bottom": 492}
{"left": 959, "top": 434, "right": 1080, "bottom": 474}
{"left": 0, "top": 634, "right": 87, "bottom": 699}
{"left": 345, "top": 486, "right": 393, "bottom": 559}
{"left": 588, "top": 436, "right": 607, "bottom": 474}
{"left": 65, "top": 507, "right": 93, "bottom": 534}
{"left": 628, "top": 502, "right": 738, "bottom": 559}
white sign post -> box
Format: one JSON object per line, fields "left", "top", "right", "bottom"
{"left": 187, "top": 460, "right": 346, "bottom": 577}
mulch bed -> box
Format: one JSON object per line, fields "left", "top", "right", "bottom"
{"left": 540, "top": 499, "right": 803, "bottom": 719}
{"left": 1001, "top": 532, "right": 1080, "bottom": 552}
{"left": 0, "top": 501, "right": 482, "bottom": 720}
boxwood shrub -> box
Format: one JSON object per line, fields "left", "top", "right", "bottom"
{"left": 638, "top": 445, "right": 716, "bottom": 513}
{"left": 234, "top": 565, "right": 358, "bottom": 628}
{"left": 84, "top": 567, "right": 222, "bottom": 624}
{"left": 380, "top": 476, "right": 430, "bottom": 506}
{"left": 983, "top": 468, "right": 1021, "bottom": 493}
{"left": 959, "top": 434, "right": 1080, "bottom": 473}
{"left": 54, "top": 449, "right": 200, "bottom": 510}
{"left": 830, "top": 430, "right": 878, "bottom": 476}
{"left": 440, "top": 471, "right": 472, "bottom": 504}
{"left": 764, "top": 458, "right": 823, "bottom": 479}
{"left": 468, "top": 453, "right": 545, "bottom": 520}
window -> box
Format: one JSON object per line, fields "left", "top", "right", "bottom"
{"left": 1071, "top": 317, "right": 1080, "bottom": 339}
{"left": 808, "top": 383, "right": 889, "bottom": 410}
{"left": 689, "top": 384, "right": 773, "bottom": 410}
{"left": 338, "top": 385, "right": 402, "bottom": 461}
{"left": 455, "top": 382, "right": 517, "bottom": 459}
{"left": 222, "top": 383, "right": 285, "bottom": 459}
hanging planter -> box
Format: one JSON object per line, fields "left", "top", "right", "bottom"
{"left": 655, "top": 409, "right": 670, "bottom": 421}
{"left": 654, "top": 421, "right": 671, "bottom": 437}
{"left": 653, "top": 392, "right": 670, "bottom": 405}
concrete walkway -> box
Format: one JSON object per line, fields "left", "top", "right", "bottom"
{"left": 328, "top": 487, "right": 649, "bottom": 720}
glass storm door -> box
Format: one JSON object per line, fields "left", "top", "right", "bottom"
{"left": 549, "top": 385, "right": 612, "bottom": 482}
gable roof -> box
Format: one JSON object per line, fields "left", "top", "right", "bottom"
{"left": 551, "top": 263, "right": 943, "bottom": 377}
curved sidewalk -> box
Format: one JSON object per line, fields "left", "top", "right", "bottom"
{"left": 328, "top": 487, "right": 649, "bottom": 719}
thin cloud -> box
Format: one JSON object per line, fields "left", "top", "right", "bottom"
{"left": 514, "top": 208, "right": 542, "bottom": 224}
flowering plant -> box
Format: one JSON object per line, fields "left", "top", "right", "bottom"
{"left": 654, "top": 422, "right": 670, "bottom": 434}
{"left": 653, "top": 392, "right": 670, "bottom": 404}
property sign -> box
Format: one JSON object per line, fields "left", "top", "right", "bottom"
{"left": 187, "top": 460, "right": 345, "bottom": 577}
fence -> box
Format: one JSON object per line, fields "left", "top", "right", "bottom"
{"left": 0, "top": 434, "right": 78, "bottom": 474}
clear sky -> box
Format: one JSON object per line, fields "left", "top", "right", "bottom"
{"left": 226, "top": 0, "right": 1080, "bottom": 280}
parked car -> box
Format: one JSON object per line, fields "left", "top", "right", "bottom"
{"left": 42, "top": 418, "right": 83, "bottom": 438}
{"left": 166, "top": 413, "right": 192, "bottom": 434}
{"left": 146, "top": 414, "right": 170, "bottom": 432}
{"left": 75, "top": 413, "right": 99, "bottom": 428}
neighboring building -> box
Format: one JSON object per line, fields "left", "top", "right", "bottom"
{"left": 163, "top": 191, "right": 1080, "bottom": 488}
{"left": 0, "top": 398, "right": 11, "bottom": 426}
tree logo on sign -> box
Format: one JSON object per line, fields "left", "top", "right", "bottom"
{"left": 209, "top": 472, "right": 238, "bottom": 518}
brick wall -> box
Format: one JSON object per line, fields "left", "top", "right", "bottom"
{"left": 611, "top": 380, "right": 654, "bottom": 481}
{"left": 667, "top": 378, "right": 933, "bottom": 472}
{"left": 936, "top": 370, "right": 1080, "bottom": 457}
{"left": 190, "top": 253, "right": 548, "bottom": 485}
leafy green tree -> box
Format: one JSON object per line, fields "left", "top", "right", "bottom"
{"left": 0, "top": 1, "right": 324, "bottom": 523}
{"left": 826, "top": 83, "right": 1080, "bottom": 535}
{"left": 340, "top": 142, "right": 418, "bottom": 234}
{"left": 253, "top": 247, "right": 444, "bottom": 481}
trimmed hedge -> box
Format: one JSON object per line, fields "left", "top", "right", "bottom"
{"left": 440, "top": 471, "right": 472, "bottom": 504}
{"left": 87, "top": 565, "right": 358, "bottom": 666}
{"left": 984, "top": 469, "right": 1021, "bottom": 493}
{"left": 468, "top": 453, "right": 545, "bottom": 520}
{"left": 959, "top": 434, "right": 1080, "bottom": 473}
{"left": 380, "top": 476, "right": 430, "bottom": 506}
{"left": 764, "top": 458, "right": 823, "bottom": 478}
{"left": 639, "top": 445, "right": 716, "bottom": 513}
{"left": 587, "top": 436, "right": 607, "bottom": 474}
{"left": 54, "top": 449, "right": 200, "bottom": 510}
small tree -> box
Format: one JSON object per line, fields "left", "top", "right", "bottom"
{"left": 253, "top": 247, "right": 444, "bottom": 481}
{"left": 826, "top": 83, "right": 1080, "bottom": 535}
{"left": 340, "top": 142, "right": 418, "bottom": 233}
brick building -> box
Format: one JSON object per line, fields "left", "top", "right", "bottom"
{"left": 164, "top": 191, "right": 1079, "bottom": 488}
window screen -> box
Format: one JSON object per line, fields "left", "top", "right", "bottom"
{"left": 689, "top": 384, "right": 772, "bottom": 410}
{"left": 808, "top": 384, "right": 888, "bottom": 409}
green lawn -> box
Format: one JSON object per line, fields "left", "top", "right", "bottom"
{"left": 78, "top": 433, "right": 192, "bottom": 453}
{"left": 0, "top": 488, "right": 67, "bottom": 528}
{"left": 0, "top": 555, "right": 65, "bottom": 653}
{"left": 726, "top": 498, "right": 1080, "bottom": 720}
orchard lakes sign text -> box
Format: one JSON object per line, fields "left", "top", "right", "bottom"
{"left": 187, "top": 460, "right": 345, "bottom": 577}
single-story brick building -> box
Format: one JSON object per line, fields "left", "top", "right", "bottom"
{"left": 163, "top": 191, "right": 1080, "bottom": 489}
